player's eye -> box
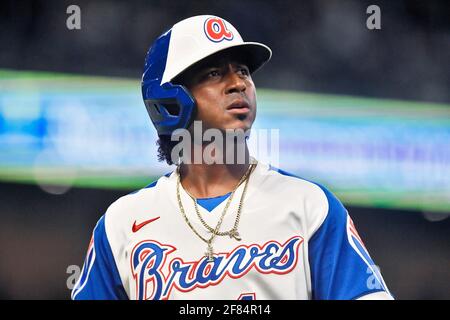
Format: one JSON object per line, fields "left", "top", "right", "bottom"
{"left": 237, "top": 66, "right": 250, "bottom": 76}
{"left": 206, "top": 69, "right": 221, "bottom": 78}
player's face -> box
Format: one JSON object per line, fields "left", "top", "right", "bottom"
{"left": 179, "top": 52, "right": 257, "bottom": 132}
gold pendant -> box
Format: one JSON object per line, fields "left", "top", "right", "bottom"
{"left": 205, "top": 243, "right": 215, "bottom": 262}
{"left": 229, "top": 230, "right": 242, "bottom": 241}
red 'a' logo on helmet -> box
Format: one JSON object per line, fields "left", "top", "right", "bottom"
{"left": 204, "top": 17, "right": 234, "bottom": 42}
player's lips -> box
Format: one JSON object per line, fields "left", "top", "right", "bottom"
{"left": 226, "top": 100, "right": 250, "bottom": 114}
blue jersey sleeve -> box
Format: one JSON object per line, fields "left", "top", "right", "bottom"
{"left": 71, "top": 215, "right": 128, "bottom": 300}
{"left": 308, "top": 186, "right": 391, "bottom": 300}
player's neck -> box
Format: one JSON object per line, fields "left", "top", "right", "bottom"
{"left": 178, "top": 145, "right": 252, "bottom": 199}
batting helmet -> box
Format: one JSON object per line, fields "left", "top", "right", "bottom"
{"left": 141, "top": 15, "right": 272, "bottom": 136}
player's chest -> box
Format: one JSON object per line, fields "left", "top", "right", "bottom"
{"left": 122, "top": 202, "right": 309, "bottom": 299}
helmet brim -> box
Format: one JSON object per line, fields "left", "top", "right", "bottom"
{"left": 170, "top": 42, "right": 272, "bottom": 83}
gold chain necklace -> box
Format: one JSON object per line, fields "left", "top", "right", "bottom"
{"left": 176, "top": 160, "right": 257, "bottom": 262}
{"left": 186, "top": 162, "right": 256, "bottom": 240}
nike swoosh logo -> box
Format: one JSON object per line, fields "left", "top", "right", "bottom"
{"left": 132, "top": 216, "right": 160, "bottom": 233}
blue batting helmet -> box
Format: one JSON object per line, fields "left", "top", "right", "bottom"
{"left": 141, "top": 15, "right": 272, "bottom": 136}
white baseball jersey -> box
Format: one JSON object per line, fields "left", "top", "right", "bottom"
{"left": 71, "top": 161, "right": 392, "bottom": 300}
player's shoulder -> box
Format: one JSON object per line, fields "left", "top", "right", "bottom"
{"left": 104, "top": 171, "right": 174, "bottom": 223}
{"left": 257, "top": 161, "right": 346, "bottom": 235}
{"left": 258, "top": 161, "right": 336, "bottom": 205}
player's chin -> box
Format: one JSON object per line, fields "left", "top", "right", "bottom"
{"left": 225, "top": 117, "right": 253, "bottom": 132}
{"left": 225, "top": 112, "right": 254, "bottom": 131}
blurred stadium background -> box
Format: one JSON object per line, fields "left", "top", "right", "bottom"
{"left": 0, "top": 0, "right": 449, "bottom": 299}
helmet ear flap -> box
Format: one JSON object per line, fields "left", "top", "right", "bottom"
{"left": 143, "top": 80, "right": 196, "bottom": 136}
{"left": 145, "top": 100, "right": 180, "bottom": 118}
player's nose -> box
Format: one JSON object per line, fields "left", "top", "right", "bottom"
{"left": 224, "top": 67, "right": 246, "bottom": 95}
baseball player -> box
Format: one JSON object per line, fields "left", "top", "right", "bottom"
{"left": 72, "top": 15, "right": 393, "bottom": 300}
